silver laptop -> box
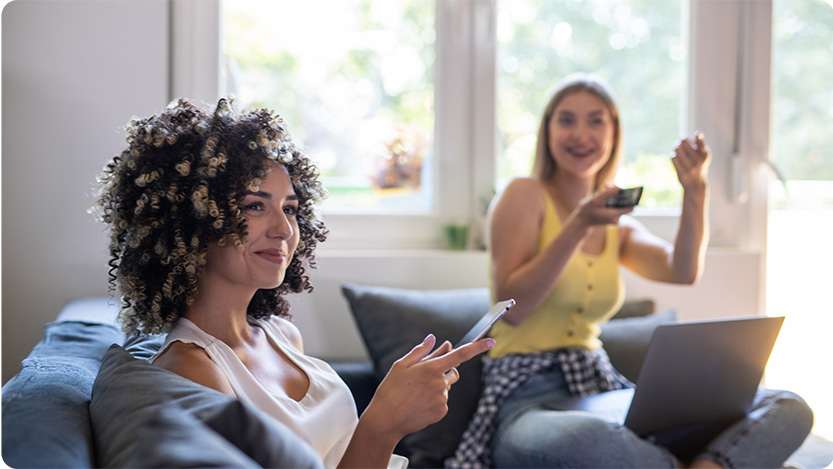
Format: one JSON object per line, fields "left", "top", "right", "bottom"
{"left": 545, "top": 315, "right": 784, "bottom": 435}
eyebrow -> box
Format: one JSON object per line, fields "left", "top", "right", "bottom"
{"left": 243, "top": 191, "right": 299, "bottom": 201}
{"left": 557, "top": 109, "right": 606, "bottom": 117}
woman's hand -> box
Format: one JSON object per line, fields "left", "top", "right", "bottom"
{"left": 671, "top": 132, "right": 711, "bottom": 194}
{"left": 340, "top": 335, "right": 494, "bottom": 468}
{"left": 567, "top": 184, "right": 635, "bottom": 231}
{"left": 362, "top": 334, "right": 494, "bottom": 441}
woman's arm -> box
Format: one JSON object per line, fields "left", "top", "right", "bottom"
{"left": 338, "top": 336, "right": 494, "bottom": 468}
{"left": 620, "top": 133, "right": 711, "bottom": 284}
{"left": 490, "top": 178, "right": 630, "bottom": 325}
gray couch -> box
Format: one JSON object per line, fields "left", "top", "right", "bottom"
{"left": 3, "top": 285, "right": 831, "bottom": 468}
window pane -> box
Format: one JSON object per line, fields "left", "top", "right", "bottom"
{"left": 496, "top": 0, "right": 684, "bottom": 208}
{"left": 771, "top": 0, "right": 833, "bottom": 185}
{"left": 223, "top": 0, "right": 435, "bottom": 212}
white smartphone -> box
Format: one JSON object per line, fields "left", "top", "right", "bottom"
{"left": 455, "top": 299, "right": 515, "bottom": 348}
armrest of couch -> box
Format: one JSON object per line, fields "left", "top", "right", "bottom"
{"left": 55, "top": 297, "right": 122, "bottom": 325}
{"left": 1, "top": 319, "right": 123, "bottom": 468}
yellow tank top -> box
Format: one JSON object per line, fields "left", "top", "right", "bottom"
{"left": 488, "top": 187, "right": 625, "bottom": 358}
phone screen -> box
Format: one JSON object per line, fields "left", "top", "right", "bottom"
{"left": 455, "top": 299, "right": 515, "bottom": 347}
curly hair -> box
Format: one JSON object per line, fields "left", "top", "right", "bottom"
{"left": 94, "top": 98, "right": 328, "bottom": 335}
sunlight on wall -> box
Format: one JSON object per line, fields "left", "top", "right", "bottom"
{"left": 765, "top": 209, "right": 833, "bottom": 441}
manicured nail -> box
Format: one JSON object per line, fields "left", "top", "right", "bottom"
{"left": 486, "top": 338, "right": 495, "bottom": 348}
{"left": 423, "top": 334, "right": 434, "bottom": 344}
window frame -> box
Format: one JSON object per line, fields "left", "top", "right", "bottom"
{"left": 171, "top": 0, "right": 772, "bottom": 251}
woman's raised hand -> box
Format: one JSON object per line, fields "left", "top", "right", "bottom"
{"left": 671, "top": 132, "right": 711, "bottom": 194}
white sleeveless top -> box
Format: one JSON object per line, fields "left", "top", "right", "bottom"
{"left": 148, "top": 316, "right": 357, "bottom": 467}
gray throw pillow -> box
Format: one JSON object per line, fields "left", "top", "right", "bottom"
{"left": 600, "top": 309, "right": 678, "bottom": 382}
{"left": 1, "top": 321, "right": 122, "bottom": 468}
{"left": 90, "top": 344, "right": 323, "bottom": 468}
{"left": 123, "top": 401, "right": 261, "bottom": 468}
{"left": 341, "top": 283, "right": 491, "bottom": 468}
{"left": 610, "top": 298, "right": 656, "bottom": 319}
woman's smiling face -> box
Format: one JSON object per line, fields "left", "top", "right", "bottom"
{"left": 547, "top": 90, "right": 616, "bottom": 181}
{"left": 200, "top": 162, "right": 301, "bottom": 293}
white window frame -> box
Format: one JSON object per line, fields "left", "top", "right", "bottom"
{"left": 170, "top": 0, "right": 772, "bottom": 252}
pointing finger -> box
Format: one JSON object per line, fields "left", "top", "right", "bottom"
{"left": 431, "top": 337, "right": 495, "bottom": 370}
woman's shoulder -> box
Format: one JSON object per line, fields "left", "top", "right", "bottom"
{"left": 151, "top": 341, "right": 235, "bottom": 395}
{"left": 616, "top": 213, "right": 648, "bottom": 238}
{"left": 259, "top": 315, "right": 304, "bottom": 352}
{"left": 492, "top": 177, "right": 548, "bottom": 214}
{"left": 504, "top": 176, "right": 545, "bottom": 193}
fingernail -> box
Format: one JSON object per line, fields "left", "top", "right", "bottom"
{"left": 486, "top": 338, "right": 495, "bottom": 348}
{"left": 423, "top": 334, "right": 434, "bottom": 344}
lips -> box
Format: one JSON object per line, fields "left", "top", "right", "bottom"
{"left": 567, "top": 147, "right": 595, "bottom": 157}
{"left": 254, "top": 248, "right": 287, "bottom": 265}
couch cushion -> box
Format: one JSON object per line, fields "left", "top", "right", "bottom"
{"left": 1, "top": 321, "right": 122, "bottom": 468}
{"left": 342, "top": 283, "right": 491, "bottom": 468}
{"left": 90, "top": 344, "right": 323, "bottom": 468}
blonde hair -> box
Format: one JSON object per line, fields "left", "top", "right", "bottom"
{"left": 94, "top": 98, "right": 327, "bottom": 335}
{"left": 531, "top": 73, "right": 623, "bottom": 190}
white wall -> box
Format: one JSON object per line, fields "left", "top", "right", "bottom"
{"left": 0, "top": 0, "right": 763, "bottom": 384}
{"left": 292, "top": 248, "right": 761, "bottom": 362}
{"left": 1, "top": 0, "right": 170, "bottom": 383}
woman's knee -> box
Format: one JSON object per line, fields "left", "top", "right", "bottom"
{"left": 770, "top": 390, "right": 814, "bottom": 437}
{"left": 494, "top": 411, "right": 633, "bottom": 467}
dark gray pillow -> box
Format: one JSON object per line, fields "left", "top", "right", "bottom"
{"left": 90, "top": 344, "right": 323, "bottom": 468}
{"left": 341, "top": 283, "right": 491, "bottom": 468}
{"left": 610, "top": 298, "right": 655, "bottom": 319}
{"left": 600, "top": 309, "right": 678, "bottom": 382}
{"left": 123, "top": 401, "right": 261, "bottom": 468}
{"left": 1, "top": 321, "right": 122, "bottom": 468}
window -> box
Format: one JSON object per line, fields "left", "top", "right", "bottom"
{"left": 496, "top": 0, "right": 685, "bottom": 208}
{"left": 223, "top": 0, "right": 436, "bottom": 213}
{"left": 172, "top": 0, "right": 761, "bottom": 248}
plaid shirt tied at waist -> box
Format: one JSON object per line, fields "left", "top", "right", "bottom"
{"left": 445, "top": 348, "right": 633, "bottom": 469}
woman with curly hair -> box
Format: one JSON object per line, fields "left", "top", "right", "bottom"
{"left": 95, "top": 98, "right": 493, "bottom": 468}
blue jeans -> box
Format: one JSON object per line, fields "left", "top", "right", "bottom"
{"left": 491, "top": 369, "right": 813, "bottom": 468}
